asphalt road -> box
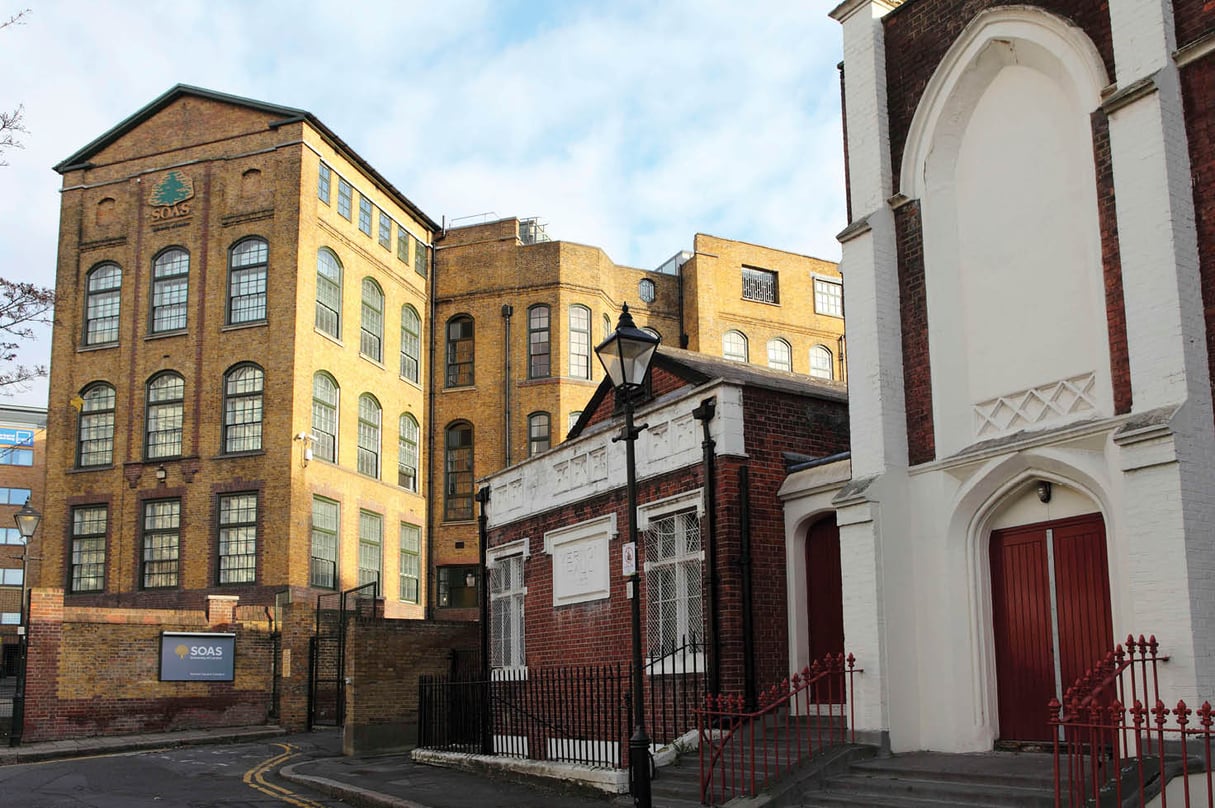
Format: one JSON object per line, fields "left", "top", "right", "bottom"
{"left": 0, "top": 735, "right": 351, "bottom": 808}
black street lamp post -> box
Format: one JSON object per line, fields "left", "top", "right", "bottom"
{"left": 595, "top": 304, "right": 659, "bottom": 808}
{"left": 10, "top": 499, "right": 40, "bottom": 747}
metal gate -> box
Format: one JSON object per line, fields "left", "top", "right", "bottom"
{"left": 308, "top": 581, "right": 378, "bottom": 729}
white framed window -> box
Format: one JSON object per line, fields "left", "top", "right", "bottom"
{"left": 767, "top": 338, "right": 792, "bottom": 372}
{"left": 723, "top": 330, "right": 748, "bottom": 363}
{"left": 222, "top": 363, "right": 263, "bottom": 453}
{"left": 810, "top": 345, "right": 834, "bottom": 380}
{"left": 218, "top": 492, "right": 257, "bottom": 584}
{"left": 78, "top": 382, "right": 116, "bottom": 467}
{"left": 528, "top": 411, "right": 550, "bottom": 456}
{"left": 398, "top": 413, "right": 419, "bottom": 491}
{"left": 813, "top": 277, "right": 843, "bottom": 317}
{"left": 400, "top": 305, "right": 421, "bottom": 382}
{"left": 312, "top": 372, "right": 338, "bottom": 463}
{"left": 360, "top": 278, "right": 384, "bottom": 362}
{"left": 399, "top": 522, "right": 421, "bottom": 603}
{"left": 489, "top": 539, "right": 529, "bottom": 670}
{"left": 317, "top": 162, "right": 331, "bottom": 204}
{"left": 358, "top": 509, "right": 383, "bottom": 591}
{"left": 150, "top": 248, "right": 189, "bottom": 333}
{"left": 70, "top": 505, "right": 107, "bottom": 593}
{"left": 640, "top": 490, "right": 704, "bottom": 668}
{"left": 315, "top": 249, "right": 342, "bottom": 338}
{"left": 378, "top": 211, "right": 392, "bottom": 249}
{"left": 311, "top": 496, "right": 338, "bottom": 589}
{"left": 569, "top": 305, "right": 591, "bottom": 379}
{"left": 357, "top": 393, "right": 382, "bottom": 478}
{"left": 84, "top": 263, "right": 122, "bottom": 345}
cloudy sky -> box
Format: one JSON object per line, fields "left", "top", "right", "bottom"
{"left": 0, "top": 1, "right": 846, "bottom": 408}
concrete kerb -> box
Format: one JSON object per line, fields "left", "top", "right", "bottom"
{"left": 410, "top": 748, "right": 630, "bottom": 795}
{"left": 0, "top": 725, "right": 286, "bottom": 766}
{"left": 280, "top": 762, "right": 433, "bottom": 808}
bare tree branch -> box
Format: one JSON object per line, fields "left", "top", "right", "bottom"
{"left": 0, "top": 9, "right": 30, "bottom": 166}
{"left": 0, "top": 277, "right": 54, "bottom": 392}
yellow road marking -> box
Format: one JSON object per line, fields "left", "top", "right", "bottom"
{"left": 242, "top": 743, "right": 327, "bottom": 808}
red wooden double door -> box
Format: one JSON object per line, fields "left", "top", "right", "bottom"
{"left": 989, "top": 513, "right": 1112, "bottom": 742}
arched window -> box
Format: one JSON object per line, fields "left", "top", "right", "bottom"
{"left": 145, "top": 372, "right": 184, "bottom": 459}
{"left": 569, "top": 304, "right": 591, "bottom": 379}
{"left": 77, "top": 382, "right": 115, "bottom": 467}
{"left": 150, "top": 248, "right": 189, "bottom": 333}
{"left": 528, "top": 412, "right": 551, "bottom": 457}
{"left": 357, "top": 394, "right": 382, "bottom": 478}
{"left": 84, "top": 263, "right": 121, "bottom": 345}
{"left": 228, "top": 237, "right": 268, "bottom": 324}
{"left": 446, "top": 315, "right": 475, "bottom": 387}
{"left": 312, "top": 372, "right": 338, "bottom": 462}
{"left": 528, "top": 304, "right": 550, "bottom": 378}
{"left": 398, "top": 413, "right": 420, "bottom": 491}
{"left": 360, "top": 278, "right": 384, "bottom": 362}
{"left": 315, "top": 249, "right": 342, "bottom": 338}
{"left": 444, "top": 422, "right": 474, "bottom": 521}
{"left": 810, "top": 345, "right": 834, "bottom": 380}
{"left": 602, "top": 313, "right": 612, "bottom": 342}
{"left": 223, "top": 363, "right": 264, "bottom": 453}
{"left": 768, "top": 338, "right": 792, "bottom": 372}
{"left": 723, "top": 330, "right": 748, "bottom": 363}
{"left": 400, "top": 305, "right": 421, "bottom": 383}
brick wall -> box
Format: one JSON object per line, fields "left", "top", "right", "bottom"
{"left": 1173, "top": 0, "right": 1215, "bottom": 50}
{"left": 894, "top": 201, "right": 935, "bottom": 465}
{"left": 344, "top": 616, "right": 478, "bottom": 753}
{"left": 1091, "top": 110, "right": 1133, "bottom": 414}
{"left": 1182, "top": 54, "right": 1215, "bottom": 433}
{"left": 21, "top": 588, "right": 275, "bottom": 742}
{"left": 487, "top": 380, "right": 849, "bottom": 699}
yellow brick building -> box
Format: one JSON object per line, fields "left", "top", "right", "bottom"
{"left": 43, "top": 86, "right": 435, "bottom": 619}
{"left": 427, "top": 222, "right": 845, "bottom": 601}
{"left": 40, "top": 86, "right": 844, "bottom": 621}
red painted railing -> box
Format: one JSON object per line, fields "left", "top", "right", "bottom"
{"left": 696, "top": 653, "right": 860, "bottom": 805}
{"left": 1052, "top": 634, "right": 1215, "bottom": 807}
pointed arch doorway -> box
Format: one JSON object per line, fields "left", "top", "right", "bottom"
{"left": 805, "top": 514, "right": 845, "bottom": 702}
{"left": 989, "top": 512, "right": 1112, "bottom": 742}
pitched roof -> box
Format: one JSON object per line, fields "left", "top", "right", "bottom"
{"left": 569, "top": 344, "right": 847, "bottom": 438}
{"left": 53, "top": 84, "right": 439, "bottom": 230}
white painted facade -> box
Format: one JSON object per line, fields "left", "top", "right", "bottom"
{"left": 819, "top": 0, "right": 1215, "bottom": 754}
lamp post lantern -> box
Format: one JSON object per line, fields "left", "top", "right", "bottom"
{"left": 595, "top": 303, "right": 659, "bottom": 808}
{"left": 10, "top": 499, "right": 40, "bottom": 747}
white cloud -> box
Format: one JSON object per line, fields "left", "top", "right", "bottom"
{"left": 0, "top": 0, "right": 845, "bottom": 406}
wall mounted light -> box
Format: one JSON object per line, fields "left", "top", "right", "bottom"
{"left": 156, "top": 465, "right": 167, "bottom": 484}
{"left": 1036, "top": 480, "right": 1052, "bottom": 503}
{"left": 465, "top": 570, "right": 477, "bottom": 589}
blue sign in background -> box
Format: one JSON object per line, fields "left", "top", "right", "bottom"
{"left": 0, "top": 428, "right": 34, "bottom": 446}
{"left": 160, "top": 632, "right": 236, "bottom": 682}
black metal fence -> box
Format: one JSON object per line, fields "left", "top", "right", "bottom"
{"left": 417, "top": 636, "right": 705, "bottom": 769}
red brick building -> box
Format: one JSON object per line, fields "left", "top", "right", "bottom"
{"left": 480, "top": 346, "right": 849, "bottom": 701}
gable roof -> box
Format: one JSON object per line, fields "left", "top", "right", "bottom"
{"left": 568, "top": 344, "right": 847, "bottom": 439}
{"left": 54, "top": 84, "right": 439, "bottom": 231}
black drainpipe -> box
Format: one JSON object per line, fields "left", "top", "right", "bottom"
{"left": 739, "top": 465, "right": 756, "bottom": 710}
{"left": 691, "top": 397, "right": 720, "bottom": 695}
{"left": 425, "top": 221, "right": 441, "bottom": 619}
{"left": 501, "top": 304, "right": 514, "bottom": 465}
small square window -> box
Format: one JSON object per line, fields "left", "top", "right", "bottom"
{"left": 359, "top": 197, "right": 373, "bottom": 236}
{"left": 814, "top": 278, "right": 843, "bottom": 317}
{"left": 379, "top": 213, "right": 392, "bottom": 249}
{"left": 317, "top": 163, "right": 332, "bottom": 204}
{"left": 337, "top": 179, "right": 353, "bottom": 220}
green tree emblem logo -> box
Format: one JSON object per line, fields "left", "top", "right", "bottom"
{"left": 150, "top": 171, "right": 195, "bottom": 206}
